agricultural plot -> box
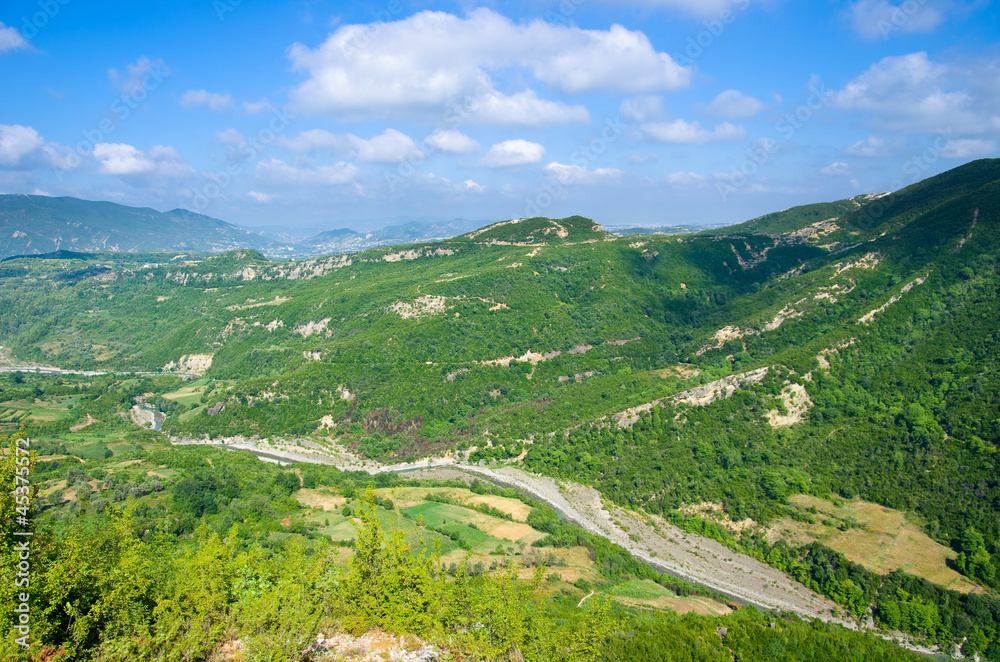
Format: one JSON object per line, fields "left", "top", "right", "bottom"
{"left": 770, "top": 494, "right": 982, "bottom": 594}
{"left": 604, "top": 579, "right": 731, "bottom": 617}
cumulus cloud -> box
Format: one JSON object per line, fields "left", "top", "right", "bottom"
{"left": 0, "top": 124, "right": 44, "bottom": 166}
{"left": 424, "top": 129, "right": 480, "bottom": 154}
{"left": 480, "top": 139, "right": 546, "bottom": 167}
{"left": 108, "top": 56, "right": 171, "bottom": 96}
{"left": 248, "top": 190, "right": 277, "bottom": 203}
{"left": 255, "top": 158, "right": 360, "bottom": 186}
{"left": 611, "top": 0, "right": 764, "bottom": 17}
{"left": 282, "top": 128, "right": 422, "bottom": 163}
{"left": 641, "top": 119, "right": 746, "bottom": 144}
{"left": 845, "top": 0, "right": 944, "bottom": 40}
{"left": 665, "top": 171, "right": 708, "bottom": 187}
{"left": 545, "top": 162, "right": 622, "bottom": 184}
{"left": 941, "top": 139, "right": 997, "bottom": 159}
{"left": 620, "top": 96, "right": 665, "bottom": 122}
{"left": 832, "top": 52, "right": 1000, "bottom": 134}
{"left": 288, "top": 9, "right": 688, "bottom": 122}
{"left": 821, "top": 161, "right": 852, "bottom": 176}
{"left": 706, "top": 90, "right": 764, "bottom": 118}
{"left": 0, "top": 124, "right": 77, "bottom": 171}
{"left": 846, "top": 135, "right": 893, "bottom": 157}
{"left": 92, "top": 143, "right": 195, "bottom": 179}
{"left": 243, "top": 98, "right": 273, "bottom": 114}
{"left": 0, "top": 22, "right": 29, "bottom": 52}
{"left": 181, "top": 89, "right": 233, "bottom": 112}
{"left": 627, "top": 153, "right": 659, "bottom": 165}
{"left": 462, "top": 179, "right": 486, "bottom": 193}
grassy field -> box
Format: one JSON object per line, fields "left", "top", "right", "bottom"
{"left": 161, "top": 378, "right": 212, "bottom": 406}
{"left": 296, "top": 484, "right": 727, "bottom": 615}
{"left": 604, "top": 579, "right": 731, "bottom": 616}
{"left": 770, "top": 494, "right": 982, "bottom": 594}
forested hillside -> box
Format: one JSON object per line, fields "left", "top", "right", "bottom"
{"left": 2, "top": 160, "right": 1000, "bottom": 659}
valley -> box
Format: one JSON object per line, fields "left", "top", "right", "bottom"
{"left": 3, "top": 160, "right": 1000, "bottom": 660}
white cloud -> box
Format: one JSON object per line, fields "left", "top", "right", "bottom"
{"left": 845, "top": 0, "right": 944, "bottom": 40}
{"left": 821, "top": 161, "right": 852, "bottom": 176}
{"left": 611, "top": 0, "right": 764, "bottom": 17}
{"left": 93, "top": 143, "right": 195, "bottom": 180}
{"left": 706, "top": 90, "right": 764, "bottom": 118}
{"left": 941, "top": 139, "right": 997, "bottom": 159}
{"left": 627, "top": 152, "right": 659, "bottom": 164}
{"left": 243, "top": 98, "right": 273, "bottom": 114}
{"left": 108, "top": 57, "right": 171, "bottom": 96}
{"left": 462, "top": 179, "right": 486, "bottom": 193}
{"left": 620, "top": 96, "right": 665, "bottom": 122}
{"left": 468, "top": 89, "right": 589, "bottom": 125}
{"left": 641, "top": 119, "right": 745, "bottom": 144}
{"left": 0, "top": 22, "right": 29, "bottom": 52}
{"left": 665, "top": 171, "right": 707, "bottom": 187}
{"left": 0, "top": 125, "right": 44, "bottom": 166}
{"left": 181, "top": 89, "right": 233, "bottom": 112}
{"left": 288, "top": 9, "right": 688, "bottom": 122}
{"left": 846, "top": 135, "right": 892, "bottom": 157}
{"left": 248, "top": 190, "right": 277, "bottom": 203}
{"left": 545, "top": 162, "right": 622, "bottom": 184}
{"left": 283, "top": 128, "right": 422, "bottom": 163}
{"left": 255, "top": 158, "right": 360, "bottom": 186}
{"left": 0, "top": 124, "right": 77, "bottom": 171}
{"left": 480, "top": 140, "right": 546, "bottom": 167}
{"left": 352, "top": 129, "right": 422, "bottom": 163}
{"left": 424, "top": 129, "right": 480, "bottom": 154}
{"left": 832, "top": 52, "right": 1000, "bottom": 134}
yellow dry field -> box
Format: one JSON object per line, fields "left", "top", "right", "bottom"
{"left": 467, "top": 494, "right": 532, "bottom": 522}
{"left": 773, "top": 494, "right": 981, "bottom": 594}
{"left": 161, "top": 385, "right": 207, "bottom": 400}
{"left": 296, "top": 488, "right": 347, "bottom": 512}
{"left": 611, "top": 594, "right": 731, "bottom": 617}
{"left": 487, "top": 521, "right": 546, "bottom": 545}
{"left": 377, "top": 487, "right": 532, "bottom": 522}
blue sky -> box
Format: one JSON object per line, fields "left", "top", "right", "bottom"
{"left": 1, "top": 0, "right": 998, "bottom": 232}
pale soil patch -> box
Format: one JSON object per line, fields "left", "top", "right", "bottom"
{"left": 679, "top": 502, "right": 756, "bottom": 534}
{"left": 389, "top": 295, "right": 448, "bottom": 319}
{"left": 763, "top": 302, "right": 805, "bottom": 331}
{"left": 832, "top": 252, "right": 880, "bottom": 278}
{"left": 696, "top": 325, "right": 748, "bottom": 355}
{"left": 772, "top": 495, "right": 981, "bottom": 594}
{"left": 858, "top": 275, "right": 927, "bottom": 324}
{"left": 296, "top": 489, "right": 347, "bottom": 512}
{"left": 163, "top": 353, "right": 214, "bottom": 372}
{"left": 225, "top": 295, "right": 290, "bottom": 311}
{"left": 69, "top": 413, "right": 98, "bottom": 432}
{"left": 648, "top": 364, "right": 701, "bottom": 379}
{"left": 466, "top": 218, "right": 523, "bottom": 239}
{"left": 295, "top": 318, "right": 331, "bottom": 337}
{"left": 788, "top": 218, "right": 840, "bottom": 242}
{"left": 612, "top": 367, "right": 770, "bottom": 428}
{"left": 767, "top": 383, "right": 813, "bottom": 428}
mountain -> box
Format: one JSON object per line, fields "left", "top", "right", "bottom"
{"left": 0, "top": 195, "right": 491, "bottom": 260}
{"left": 2, "top": 160, "right": 999, "bottom": 658}
{"left": 299, "top": 218, "right": 487, "bottom": 255}
{"left": 0, "top": 194, "right": 286, "bottom": 258}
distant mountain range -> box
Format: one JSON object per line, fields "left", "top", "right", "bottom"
{"left": 0, "top": 194, "right": 491, "bottom": 260}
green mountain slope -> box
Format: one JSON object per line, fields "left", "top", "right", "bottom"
{"left": 2, "top": 160, "right": 1000, "bottom": 656}
{"left": 0, "top": 194, "right": 278, "bottom": 258}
